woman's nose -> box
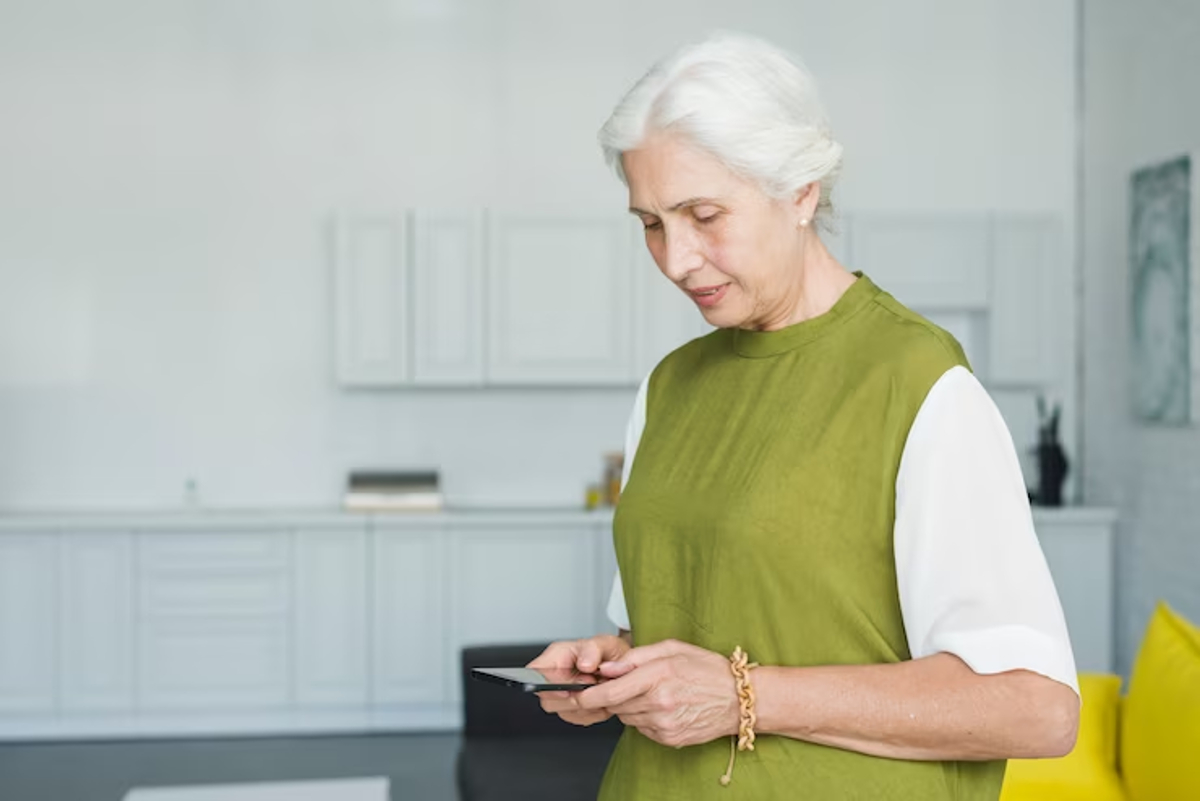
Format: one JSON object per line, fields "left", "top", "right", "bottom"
{"left": 660, "top": 228, "right": 703, "bottom": 284}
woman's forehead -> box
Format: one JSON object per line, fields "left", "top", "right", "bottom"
{"left": 623, "top": 136, "right": 745, "bottom": 212}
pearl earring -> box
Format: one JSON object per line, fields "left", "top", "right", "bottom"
{"left": 799, "top": 218, "right": 810, "bottom": 228}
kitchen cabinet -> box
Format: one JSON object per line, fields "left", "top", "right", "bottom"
{"left": 332, "top": 209, "right": 1065, "bottom": 390}
{"left": 295, "top": 528, "right": 369, "bottom": 707}
{"left": 412, "top": 211, "right": 487, "bottom": 386}
{"left": 372, "top": 527, "right": 447, "bottom": 708}
{"left": 1033, "top": 507, "right": 1116, "bottom": 673}
{"left": 0, "top": 510, "right": 615, "bottom": 740}
{"left": 332, "top": 215, "right": 411, "bottom": 386}
{"left": 137, "top": 532, "right": 290, "bottom": 710}
{"left": 989, "top": 217, "right": 1062, "bottom": 386}
{"left": 60, "top": 533, "right": 135, "bottom": 712}
{"left": 0, "top": 535, "right": 56, "bottom": 714}
{"left": 0, "top": 506, "right": 1111, "bottom": 739}
{"left": 850, "top": 215, "right": 991, "bottom": 310}
{"left": 487, "top": 213, "right": 633, "bottom": 384}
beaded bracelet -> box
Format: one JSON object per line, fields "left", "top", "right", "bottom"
{"left": 719, "top": 645, "right": 760, "bottom": 787}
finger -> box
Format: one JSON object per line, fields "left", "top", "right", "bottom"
{"left": 576, "top": 665, "right": 658, "bottom": 710}
{"left": 576, "top": 639, "right": 604, "bottom": 673}
{"left": 597, "top": 638, "right": 687, "bottom": 673}
{"left": 559, "top": 710, "right": 612, "bottom": 727}
{"left": 537, "top": 694, "right": 581, "bottom": 714}
{"left": 597, "top": 659, "right": 636, "bottom": 678}
{"left": 527, "top": 639, "right": 582, "bottom": 671}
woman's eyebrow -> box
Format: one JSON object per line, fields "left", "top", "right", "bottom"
{"left": 629, "top": 197, "right": 719, "bottom": 215}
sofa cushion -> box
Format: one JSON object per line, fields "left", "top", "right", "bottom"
{"left": 1121, "top": 602, "right": 1200, "bottom": 801}
{"left": 455, "top": 736, "right": 618, "bottom": 801}
{"left": 1000, "top": 673, "right": 1125, "bottom": 801}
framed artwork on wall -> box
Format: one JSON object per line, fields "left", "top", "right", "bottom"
{"left": 1130, "top": 155, "right": 1196, "bottom": 424}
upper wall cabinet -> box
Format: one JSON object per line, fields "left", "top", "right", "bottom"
{"left": 629, "top": 223, "right": 710, "bottom": 380}
{"left": 332, "top": 215, "right": 411, "bottom": 387}
{"left": 989, "top": 217, "right": 1060, "bottom": 387}
{"left": 331, "top": 210, "right": 1063, "bottom": 391}
{"left": 412, "top": 211, "right": 486, "bottom": 386}
{"left": 487, "top": 214, "right": 633, "bottom": 385}
{"left": 332, "top": 211, "right": 487, "bottom": 388}
{"left": 848, "top": 213, "right": 1062, "bottom": 388}
{"left": 850, "top": 216, "right": 991, "bottom": 310}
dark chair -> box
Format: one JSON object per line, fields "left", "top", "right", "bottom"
{"left": 456, "top": 643, "right": 624, "bottom": 801}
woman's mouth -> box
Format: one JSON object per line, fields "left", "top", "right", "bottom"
{"left": 688, "top": 284, "right": 729, "bottom": 308}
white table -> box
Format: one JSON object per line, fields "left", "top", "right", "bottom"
{"left": 124, "top": 777, "right": 389, "bottom": 801}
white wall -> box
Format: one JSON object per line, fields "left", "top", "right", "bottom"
{"left": 0, "top": 0, "right": 1077, "bottom": 510}
{"left": 1083, "top": 0, "right": 1200, "bottom": 675}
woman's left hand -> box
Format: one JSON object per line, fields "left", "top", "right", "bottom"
{"left": 575, "top": 639, "right": 740, "bottom": 749}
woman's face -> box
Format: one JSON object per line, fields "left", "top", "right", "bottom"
{"left": 622, "top": 132, "right": 812, "bottom": 330}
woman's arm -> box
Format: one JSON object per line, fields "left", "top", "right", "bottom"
{"left": 752, "top": 651, "right": 1079, "bottom": 761}
{"left": 584, "top": 639, "right": 1077, "bottom": 760}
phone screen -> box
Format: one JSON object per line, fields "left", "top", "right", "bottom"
{"left": 471, "top": 666, "right": 604, "bottom": 692}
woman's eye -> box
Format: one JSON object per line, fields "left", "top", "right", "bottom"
{"left": 643, "top": 221, "right": 662, "bottom": 232}
{"left": 695, "top": 212, "right": 719, "bottom": 224}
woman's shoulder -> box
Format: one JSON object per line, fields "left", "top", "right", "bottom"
{"left": 858, "top": 288, "right": 971, "bottom": 375}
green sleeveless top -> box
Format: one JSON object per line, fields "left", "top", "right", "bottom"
{"left": 598, "top": 274, "right": 1007, "bottom": 800}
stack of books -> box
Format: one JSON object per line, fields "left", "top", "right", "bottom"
{"left": 342, "top": 471, "right": 443, "bottom": 512}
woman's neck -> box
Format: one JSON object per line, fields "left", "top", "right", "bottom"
{"left": 754, "top": 235, "right": 855, "bottom": 331}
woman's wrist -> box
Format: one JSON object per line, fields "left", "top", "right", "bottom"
{"left": 750, "top": 665, "right": 815, "bottom": 740}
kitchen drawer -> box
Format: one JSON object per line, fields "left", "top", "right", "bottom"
{"left": 139, "top": 616, "right": 289, "bottom": 709}
{"left": 139, "top": 532, "right": 289, "bottom": 618}
{"left": 139, "top": 532, "right": 288, "bottom": 573}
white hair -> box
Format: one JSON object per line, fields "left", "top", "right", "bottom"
{"left": 598, "top": 32, "right": 843, "bottom": 227}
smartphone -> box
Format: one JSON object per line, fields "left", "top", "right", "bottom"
{"left": 470, "top": 666, "right": 604, "bottom": 692}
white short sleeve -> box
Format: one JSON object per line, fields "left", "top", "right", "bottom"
{"left": 605, "top": 371, "right": 650, "bottom": 631}
{"left": 895, "top": 365, "right": 1079, "bottom": 696}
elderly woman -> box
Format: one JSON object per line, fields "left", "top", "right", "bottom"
{"left": 531, "top": 33, "right": 1080, "bottom": 800}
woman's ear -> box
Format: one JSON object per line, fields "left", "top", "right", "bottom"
{"left": 794, "top": 182, "right": 821, "bottom": 228}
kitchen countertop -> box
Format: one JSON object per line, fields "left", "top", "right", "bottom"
{"left": 0, "top": 505, "right": 617, "bottom": 532}
{"left": 0, "top": 505, "right": 1115, "bottom": 532}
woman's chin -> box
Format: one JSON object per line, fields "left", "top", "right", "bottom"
{"left": 697, "top": 304, "right": 741, "bottom": 330}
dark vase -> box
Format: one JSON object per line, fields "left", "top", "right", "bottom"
{"left": 1036, "top": 441, "right": 1069, "bottom": 507}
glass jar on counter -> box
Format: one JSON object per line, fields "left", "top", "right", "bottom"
{"left": 603, "top": 452, "right": 625, "bottom": 506}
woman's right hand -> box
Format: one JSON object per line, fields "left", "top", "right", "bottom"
{"left": 528, "top": 634, "right": 632, "bottom": 727}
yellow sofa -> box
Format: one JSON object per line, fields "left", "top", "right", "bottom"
{"left": 1000, "top": 602, "right": 1200, "bottom": 801}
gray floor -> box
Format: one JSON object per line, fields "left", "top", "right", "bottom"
{"left": 0, "top": 732, "right": 461, "bottom": 801}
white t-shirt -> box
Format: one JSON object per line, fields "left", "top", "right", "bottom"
{"left": 606, "top": 364, "right": 1080, "bottom": 694}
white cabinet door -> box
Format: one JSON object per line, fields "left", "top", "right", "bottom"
{"left": 294, "top": 529, "right": 368, "bottom": 707}
{"left": 1036, "top": 516, "right": 1115, "bottom": 674}
{"left": 851, "top": 215, "right": 991, "bottom": 309}
{"left": 412, "top": 211, "right": 486, "bottom": 385}
{"left": 0, "top": 535, "right": 57, "bottom": 713}
{"left": 630, "top": 223, "right": 710, "bottom": 380}
{"left": 487, "top": 214, "right": 633, "bottom": 384}
{"left": 989, "top": 217, "right": 1060, "bottom": 386}
{"left": 60, "top": 533, "right": 134, "bottom": 712}
{"left": 451, "top": 523, "right": 599, "bottom": 692}
{"left": 591, "top": 516, "right": 620, "bottom": 635}
{"left": 332, "top": 215, "right": 410, "bottom": 387}
{"left": 372, "top": 527, "right": 447, "bottom": 706}
{"left": 138, "top": 532, "right": 290, "bottom": 709}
